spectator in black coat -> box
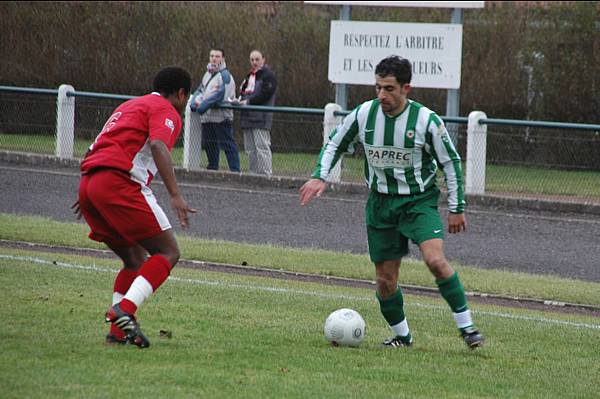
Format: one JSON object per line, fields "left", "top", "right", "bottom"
{"left": 235, "top": 50, "right": 277, "bottom": 177}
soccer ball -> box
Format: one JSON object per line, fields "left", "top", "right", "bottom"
{"left": 323, "top": 308, "right": 366, "bottom": 347}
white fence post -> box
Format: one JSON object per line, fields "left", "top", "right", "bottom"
{"left": 183, "top": 98, "right": 202, "bottom": 170}
{"left": 323, "top": 103, "right": 342, "bottom": 183}
{"left": 466, "top": 111, "right": 488, "bottom": 195}
{"left": 56, "top": 84, "right": 75, "bottom": 159}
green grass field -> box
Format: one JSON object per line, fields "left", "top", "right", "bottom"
{"left": 1, "top": 212, "right": 600, "bottom": 397}
{"left": 2, "top": 133, "right": 600, "bottom": 199}
{"left": 1, "top": 246, "right": 599, "bottom": 398}
{"left": 1, "top": 213, "right": 599, "bottom": 308}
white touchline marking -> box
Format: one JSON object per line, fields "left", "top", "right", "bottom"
{"left": 2, "top": 254, "right": 599, "bottom": 331}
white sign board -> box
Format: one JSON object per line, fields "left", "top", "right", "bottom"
{"left": 328, "top": 20, "right": 463, "bottom": 89}
{"left": 306, "top": 1, "right": 484, "bottom": 8}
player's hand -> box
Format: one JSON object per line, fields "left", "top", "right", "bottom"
{"left": 448, "top": 212, "right": 467, "bottom": 234}
{"left": 71, "top": 200, "right": 82, "bottom": 220}
{"left": 299, "top": 178, "right": 327, "bottom": 206}
{"left": 170, "top": 195, "right": 197, "bottom": 229}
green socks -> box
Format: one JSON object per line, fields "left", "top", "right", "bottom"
{"left": 377, "top": 288, "right": 405, "bottom": 325}
{"left": 378, "top": 288, "right": 411, "bottom": 340}
{"left": 377, "top": 274, "right": 474, "bottom": 337}
{"left": 437, "top": 272, "right": 474, "bottom": 330}
{"left": 436, "top": 272, "right": 469, "bottom": 313}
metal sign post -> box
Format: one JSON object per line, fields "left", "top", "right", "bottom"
{"left": 446, "top": 8, "right": 463, "bottom": 145}
{"left": 310, "top": 1, "right": 484, "bottom": 128}
{"left": 334, "top": 5, "right": 351, "bottom": 110}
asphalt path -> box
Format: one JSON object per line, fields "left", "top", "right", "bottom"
{"left": 1, "top": 164, "right": 600, "bottom": 282}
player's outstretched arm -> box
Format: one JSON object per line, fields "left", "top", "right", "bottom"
{"left": 299, "top": 178, "right": 327, "bottom": 206}
{"left": 150, "top": 139, "right": 197, "bottom": 228}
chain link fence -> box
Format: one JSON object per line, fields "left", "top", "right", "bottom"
{"left": 1, "top": 87, "right": 599, "bottom": 203}
{"left": 0, "top": 89, "right": 330, "bottom": 178}
{"left": 0, "top": 91, "right": 57, "bottom": 155}
{"left": 477, "top": 124, "right": 600, "bottom": 202}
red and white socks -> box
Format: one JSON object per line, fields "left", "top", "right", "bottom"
{"left": 119, "top": 254, "right": 172, "bottom": 315}
{"left": 109, "top": 255, "right": 173, "bottom": 340}
{"left": 109, "top": 268, "right": 138, "bottom": 340}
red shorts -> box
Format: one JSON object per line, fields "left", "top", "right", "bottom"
{"left": 78, "top": 169, "right": 171, "bottom": 247}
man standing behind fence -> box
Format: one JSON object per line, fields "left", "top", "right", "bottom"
{"left": 190, "top": 48, "right": 240, "bottom": 172}
{"left": 235, "top": 50, "right": 277, "bottom": 177}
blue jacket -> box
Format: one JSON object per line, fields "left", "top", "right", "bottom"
{"left": 190, "top": 62, "right": 235, "bottom": 123}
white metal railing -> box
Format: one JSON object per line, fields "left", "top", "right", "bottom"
{"left": 12, "top": 84, "right": 600, "bottom": 195}
{"left": 2, "top": 84, "right": 490, "bottom": 193}
{"left": 55, "top": 84, "right": 75, "bottom": 159}
{"left": 466, "top": 111, "right": 487, "bottom": 195}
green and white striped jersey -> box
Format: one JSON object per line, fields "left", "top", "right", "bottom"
{"left": 312, "top": 99, "right": 465, "bottom": 213}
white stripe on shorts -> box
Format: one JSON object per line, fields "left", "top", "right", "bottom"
{"left": 139, "top": 184, "right": 171, "bottom": 231}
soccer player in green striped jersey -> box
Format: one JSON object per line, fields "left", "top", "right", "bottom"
{"left": 300, "top": 56, "right": 484, "bottom": 349}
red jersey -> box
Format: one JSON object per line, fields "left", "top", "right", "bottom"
{"left": 81, "top": 93, "right": 182, "bottom": 186}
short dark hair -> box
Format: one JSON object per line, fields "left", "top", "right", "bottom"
{"left": 211, "top": 48, "right": 225, "bottom": 57}
{"left": 375, "top": 56, "right": 412, "bottom": 85}
{"left": 153, "top": 66, "right": 191, "bottom": 96}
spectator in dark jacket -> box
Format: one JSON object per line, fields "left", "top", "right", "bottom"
{"left": 235, "top": 50, "right": 277, "bottom": 177}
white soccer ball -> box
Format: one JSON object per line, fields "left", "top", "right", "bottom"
{"left": 323, "top": 308, "right": 366, "bottom": 347}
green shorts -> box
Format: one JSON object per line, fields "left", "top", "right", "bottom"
{"left": 365, "top": 186, "right": 444, "bottom": 263}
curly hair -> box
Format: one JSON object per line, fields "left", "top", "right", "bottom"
{"left": 153, "top": 67, "right": 191, "bottom": 96}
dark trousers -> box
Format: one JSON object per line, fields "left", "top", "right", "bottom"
{"left": 201, "top": 121, "right": 240, "bottom": 172}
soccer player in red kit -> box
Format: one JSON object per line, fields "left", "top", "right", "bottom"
{"left": 73, "top": 67, "right": 196, "bottom": 348}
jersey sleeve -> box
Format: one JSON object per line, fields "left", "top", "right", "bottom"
{"left": 148, "top": 106, "right": 181, "bottom": 149}
{"left": 427, "top": 114, "right": 465, "bottom": 213}
{"left": 189, "top": 84, "right": 204, "bottom": 112}
{"left": 311, "top": 106, "right": 361, "bottom": 181}
{"left": 196, "top": 72, "right": 226, "bottom": 114}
